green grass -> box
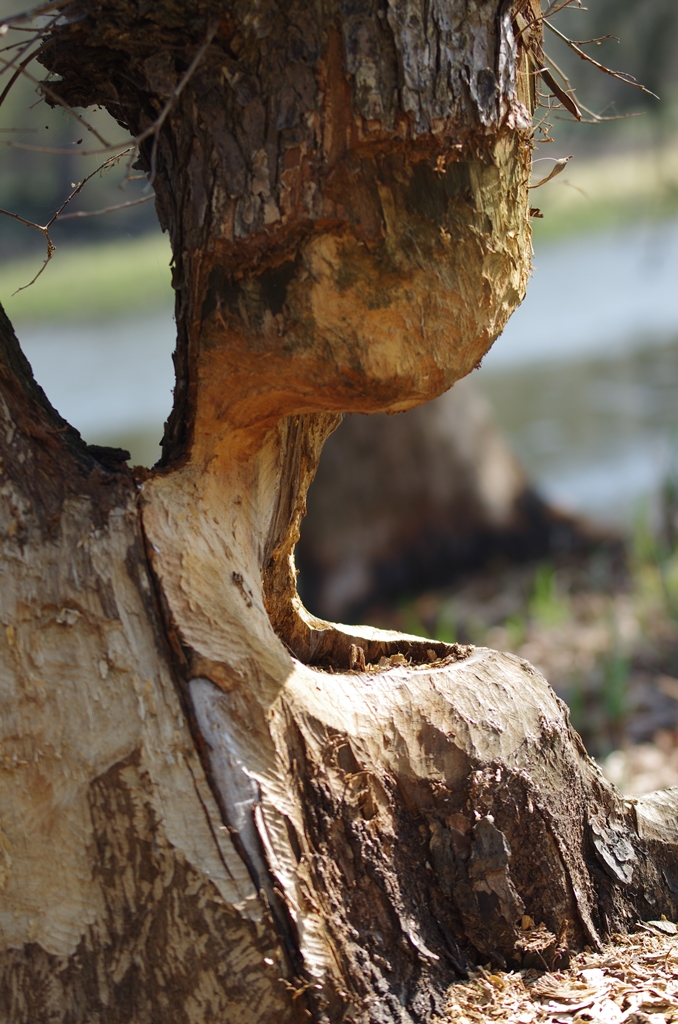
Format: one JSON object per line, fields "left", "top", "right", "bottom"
{"left": 0, "top": 233, "right": 173, "bottom": 323}
{"left": 529, "top": 563, "right": 570, "bottom": 628}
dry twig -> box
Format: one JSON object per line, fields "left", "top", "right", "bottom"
{"left": 0, "top": 0, "right": 76, "bottom": 30}
{"left": 544, "top": 19, "right": 660, "bottom": 100}
{"left": 56, "top": 193, "right": 155, "bottom": 221}
{"left": 0, "top": 147, "right": 135, "bottom": 292}
{"left": 438, "top": 925, "right": 678, "bottom": 1024}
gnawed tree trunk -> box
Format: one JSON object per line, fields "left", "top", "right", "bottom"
{"left": 2, "top": 3, "right": 678, "bottom": 1022}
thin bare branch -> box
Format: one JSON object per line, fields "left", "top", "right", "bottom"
{"left": 568, "top": 35, "right": 619, "bottom": 46}
{"left": 544, "top": 20, "right": 659, "bottom": 99}
{"left": 46, "top": 147, "right": 135, "bottom": 227}
{"left": 532, "top": 112, "right": 555, "bottom": 139}
{"left": 0, "top": 140, "right": 130, "bottom": 155}
{"left": 535, "top": 52, "right": 640, "bottom": 125}
{"left": 0, "top": 30, "right": 41, "bottom": 74}
{"left": 544, "top": 0, "right": 586, "bottom": 15}
{"left": 0, "top": 147, "right": 136, "bottom": 294}
{"left": 542, "top": 49, "right": 575, "bottom": 90}
{"left": 0, "top": 33, "right": 40, "bottom": 53}
{"left": 0, "top": 205, "right": 55, "bottom": 292}
{"left": 0, "top": 11, "right": 59, "bottom": 75}
{"left": 576, "top": 100, "right": 643, "bottom": 124}
{"left": 0, "top": 0, "right": 76, "bottom": 30}
{"left": 0, "top": 40, "right": 52, "bottom": 111}
{"left": 516, "top": 0, "right": 585, "bottom": 41}
{"left": 12, "top": 239, "right": 55, "bottom": 293}
{"left": 0, "top": 205, "right": 42, "bottom": 230}
{"left": 56, "top": 193, "right": 154, "bottom": 221}
{"left": 0, "top": 53, "right": 112, "bottom": 146}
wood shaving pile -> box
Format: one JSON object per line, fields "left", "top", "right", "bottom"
{"left": 346, "top": 643, "right": 474, "bottom": 674}
{"left": 436, "top": 924, "right": 678, "bottom": 1024}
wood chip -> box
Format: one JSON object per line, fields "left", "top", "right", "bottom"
{"left": 436, "top": 930, "right": 678, "bottom": 1024}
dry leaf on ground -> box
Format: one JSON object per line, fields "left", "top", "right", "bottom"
{"left": 437, "top": 927, "right": 678, "bottom": 1024}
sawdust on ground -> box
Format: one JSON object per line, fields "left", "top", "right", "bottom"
{"left": 436, "top": 923, "right": 678, "bottom": 1024}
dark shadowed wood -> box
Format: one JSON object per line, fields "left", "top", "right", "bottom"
{"left": 294, "top": 379, "right": 589, "bottom": 621}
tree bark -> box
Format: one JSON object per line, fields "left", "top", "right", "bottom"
{"left": 2, "top": 3, "right": 678, "bottom": 1022}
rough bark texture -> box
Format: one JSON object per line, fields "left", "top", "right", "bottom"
{"left": 2, "top": 2, "right": 678, "bottom": 1023}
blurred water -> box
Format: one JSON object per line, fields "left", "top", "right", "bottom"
{"left": 15, "top": 218, "right": 678, "bottom": 525}
{"left": 478, "top": 338, "right": 678, "bottom": 524}
{"left": 20, "top": 308, "right": 176, "bottom": 467}
{"left": 484, "top": 220, "right": 678, "bottom": 369}
{"left": 476, "top": 219, "right": 678, "bottom": 524}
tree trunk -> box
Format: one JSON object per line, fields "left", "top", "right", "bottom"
{"left": 2, "top": 3, "right": 678, "bottom": 1022}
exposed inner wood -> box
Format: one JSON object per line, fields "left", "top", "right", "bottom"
{"left": 0, "top": 309, "right": 307, "bottom": 1022}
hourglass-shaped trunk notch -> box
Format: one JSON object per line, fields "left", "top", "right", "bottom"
{"left": 3, "top": 4, "right": 677, "bottom": 1023}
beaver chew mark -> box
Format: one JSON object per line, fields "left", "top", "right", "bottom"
{"left": 259, "top": 261, "right": 297, "bottom": 317}
{"left": 302, "top": 628, "right": 474, "bottom": 672}
{"left": 345, "top": 640, "right": 474, "bottom": 673}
